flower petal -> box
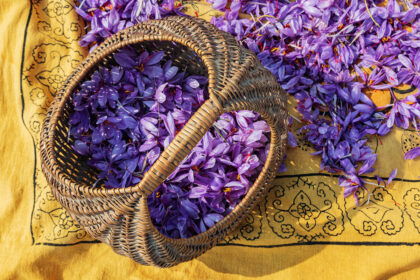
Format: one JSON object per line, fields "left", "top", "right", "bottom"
{"left": 386, "top": 168, "right": 397, "bottom": 186}
{"left": 404, "top": 147, "right": 420, "bottom": 160}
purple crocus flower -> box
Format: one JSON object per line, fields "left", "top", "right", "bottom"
{"left": 398, "top": 53, "right": 420, "bottom": 88}
{"left": 385, "top": 91, "right": 420, "bottom": 130}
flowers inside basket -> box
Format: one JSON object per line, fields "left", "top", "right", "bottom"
{"left": 70, "top": 45, "right": 273, "bottom": 238}
{"left": 40, "top": 16, "right": 287, "bottom": 267}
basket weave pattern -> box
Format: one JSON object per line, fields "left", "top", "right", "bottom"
{"left": 40, "top": 16, "right": 287, "bottom": 267}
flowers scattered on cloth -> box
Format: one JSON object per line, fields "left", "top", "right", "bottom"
{"left": 205, "top": 0, "right": 420, "bottom": 203}
{"left": 74, "top": 1, "right": 420, "bottom": 205}
{"left": 69, "top": 46, "right": 271, "bottom": 238}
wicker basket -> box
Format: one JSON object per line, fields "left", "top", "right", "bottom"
{"left": 40, "top": 16, "right": 287, "bottom": 267}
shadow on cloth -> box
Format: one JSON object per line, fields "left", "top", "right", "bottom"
{"left": 374, "top": 258, "right": 420, "bottom": 280}
{"left": 197, "top": 243, "right": 326, "bottom": 277}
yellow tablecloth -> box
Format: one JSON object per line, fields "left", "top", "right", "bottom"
{"left": 1, "top": 1, "right": 420, "bottom": 279}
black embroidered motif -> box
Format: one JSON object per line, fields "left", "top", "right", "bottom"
{"left": 29, "top": 113, "right": 46, "bottom": 134}
{"left": 23, "top": 1, "right": 88, "bottom": 245}
{"left": 27, "top": 44, "right": 83, "bottom": 97}
{"left": 239, "top": 205, "right": 263, "bottom": 240}
{"left": 32, "top": 169, "right": 88, "bottom": 242}
{"left": 289, "top": 190, "right": 320, "bottom": 231}
{"left": 403, "top": 188, "right": 420, "bottom": 233}
{"left": 33, "top": 0, "right": 83, "bottom": 44}
{"left": 35, "top": 207, "right": 86, "bottom": 240}
{"left": 223, "top": 205, "right": 263, "bottom": 243}
{"left": 265, "top": 177, "right": 344, "bottom": 242}
{"left": 29, "top": 87, "right": 48, "bottom": 109}
{"left": 401, "top": 130, "right": 420, "bottom": 154}
{"left": 345, "top": 187, "right": 404, "bottom": 236}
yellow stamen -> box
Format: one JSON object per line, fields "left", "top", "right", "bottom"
{"left": 364, "top": 0, "right": 380, "bottom": 27}
{"left": 381, "top": 36, "right": 391, "bottom": 42}
{"left": 257, "top": 14, "right": 278, "bottom": 22}
{"left": 224, "top": 187, "right": 232, "bottom": 193}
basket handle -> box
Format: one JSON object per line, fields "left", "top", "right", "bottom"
{"left": 133, "top": 98, "right": 222, "bottom": 196}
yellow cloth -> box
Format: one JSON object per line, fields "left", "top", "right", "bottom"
{"left": 1, "top": 1, "right": 420, "bottom": 279}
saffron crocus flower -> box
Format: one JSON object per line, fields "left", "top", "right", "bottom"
{"left": 398, "top": 53, "right": 420, "bottom": 88}
{"left": 385, "top": 91, "right": 420, "bottom": 129}
{"left": 354, "top": 65, "right": 391, "bottom": 90}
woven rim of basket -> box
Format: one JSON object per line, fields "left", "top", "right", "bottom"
{"left": 41, "top": 17, "right": 285, "bottom": 243}
{"left": 45, "top": 27, "right": 215, "bottom": 195}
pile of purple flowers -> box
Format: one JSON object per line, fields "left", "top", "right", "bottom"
{"left": 69, "top": 46, "right": 270, "bottom": 238}
{"left": 76, "top": 0, "right": 183, "bottom": 48}
{"left": 75, "top": 1, "right": 420, "bottom": 204}
{"left": 206, "top": 0, "right": 420, "bottom": 200}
